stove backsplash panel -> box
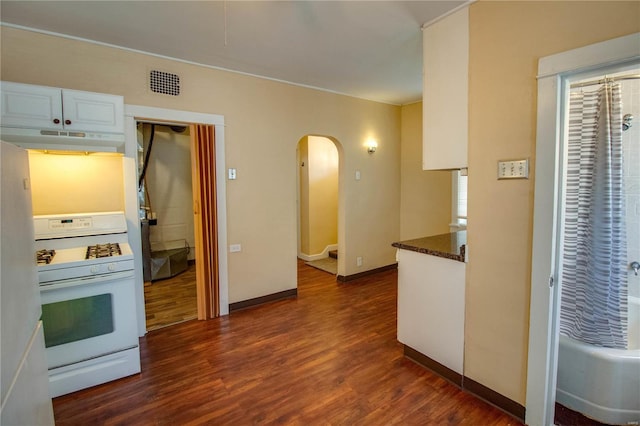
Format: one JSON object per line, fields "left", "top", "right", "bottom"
{"left": 28, "top": 150, "right": 125, "bottom": 215}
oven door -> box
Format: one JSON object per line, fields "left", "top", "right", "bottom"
{"left": 39, "top": 270, "right": 138, "bottom": 370}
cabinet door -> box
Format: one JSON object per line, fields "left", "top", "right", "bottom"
{"left": 422, "top": 7, "right": 468, "bottom": 170}
{"left": 62, "top": 89, "right": 124, "bottom": 134}
{"left": 0, "top": 82, "right": 63, "bottom": 130}
{"left": 397, "top": 249, "right": 465, "bottom": 375}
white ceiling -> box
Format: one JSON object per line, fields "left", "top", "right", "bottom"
{"left": 0, "top": 1, "right": 467, "bottom": 105}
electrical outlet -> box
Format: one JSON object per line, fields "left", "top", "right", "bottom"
{"left": 229, "top": 244, "right": 241, "bottom": 253}
{"left": 498, "top": 159, "right": 529, "bottom": 179}
{"left": 356, "top": 256, "right": 363, "bottom": 267}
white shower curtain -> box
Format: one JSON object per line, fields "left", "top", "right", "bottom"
{"left": 560, "top": 82, "right": 628, "bottom": 349}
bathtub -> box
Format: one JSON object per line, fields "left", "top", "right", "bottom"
{"left": 556, "top": 296, "right": 640, "bottom": 425}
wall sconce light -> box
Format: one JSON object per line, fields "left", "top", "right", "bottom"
{"left": 366, "top": 139, "right": 378, "bottom": 154}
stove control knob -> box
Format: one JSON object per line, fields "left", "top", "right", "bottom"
{"left": 108, "top": 263, "right": 116, "bottom": 272}
{"left": 90, "top": 266, "right": 100, "bottom": 274}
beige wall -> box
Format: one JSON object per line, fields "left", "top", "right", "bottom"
{"left": 1, "top": 26, "right": 400, "bottom": 302}
{"left": 28, "top": 151, "right": 124, "bottom": 215}
{"left": 299, "top": 136, "right": 338, "bottom": 256}
{"left": 466, "top": 0, "right": 640, "bottom": 405}
{"left": 399, "top": 102, "right": 451, "bottom": 240}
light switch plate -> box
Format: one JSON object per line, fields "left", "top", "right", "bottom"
{"left": 498, "top": 159, "right": 529, "bottom": 179}
{"left": 228, "top": 168, "right": 237, "bottom": 180}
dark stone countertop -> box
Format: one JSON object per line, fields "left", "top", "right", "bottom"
{"left": 392, "top": 231, "right": 466, "bottom": 262}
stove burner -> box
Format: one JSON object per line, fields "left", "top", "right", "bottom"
{"left": 36, "top": 249, "right": 56, "bottom": 265}
{"left": 86, "top": 243, "right": 122, "bottom": 259}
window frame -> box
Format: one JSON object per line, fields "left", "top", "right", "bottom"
{"left": 451, "top": 168, "right": 467, "bottom": 231}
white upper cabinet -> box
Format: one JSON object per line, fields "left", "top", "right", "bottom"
{"left": 422, "top": 7, "right": 469, "bottom": 170}
{"left": 1, "top": 82, "right": 124, "bottom": 134}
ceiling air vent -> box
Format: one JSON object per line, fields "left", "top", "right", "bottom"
{"left": 149, "top": 70, "right": 180, "bottom": 96}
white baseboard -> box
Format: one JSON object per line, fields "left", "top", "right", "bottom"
{"left": 298, "top": 244, "right": 338, "bottom": 262}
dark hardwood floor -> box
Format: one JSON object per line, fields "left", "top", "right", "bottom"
{"left": 53, "top": 260, "right": 523, "bottom": 425}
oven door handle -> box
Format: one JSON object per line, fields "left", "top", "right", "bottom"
{"left": 39, "top": 270, "right": 135, "bottom": 292}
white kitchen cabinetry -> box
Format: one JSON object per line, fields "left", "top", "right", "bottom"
{"left": 397, "top": 248, "right": 465, "bottom": 375}
{"left": 422, "top": 7, "right": 468, "bottom": 170}
{"left": 0, "top": 81, "right": 124, "bottom": 134}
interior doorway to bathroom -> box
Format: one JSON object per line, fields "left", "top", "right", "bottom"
{"left": 526, "top": 34, "right": 639, "bottom": 426}
{"left": 296, "top": 135, "right": 341, "bottom": 276}
{"left": 553, "top": 66, "right": 640, "bottom": 426}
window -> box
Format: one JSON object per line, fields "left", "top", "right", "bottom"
{"left": 451, "top": 169, "right": 467, "bottom": 230}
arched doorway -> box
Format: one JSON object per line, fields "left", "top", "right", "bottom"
{"left": 296, "top": 135, "right": 341, "bottom": 275}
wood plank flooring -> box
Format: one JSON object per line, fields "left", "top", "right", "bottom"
{"left": 144, "top": 264, "right": 197, "bottom": 331}
{"left": 52, "top": 260, "right": 523, "bottom": 425}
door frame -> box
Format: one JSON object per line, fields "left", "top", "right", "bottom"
{"left": 124, "top": 105, "right": 228, "bottom": 337}
{"left": 526, "top": 32, "right": 639, "bottom": 426}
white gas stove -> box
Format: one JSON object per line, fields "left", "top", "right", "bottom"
{"left": 33, "top": 211, "right": 140, "bottom": 397}
{"left": 34, "top": 212, "right": 134, "bottom": 281}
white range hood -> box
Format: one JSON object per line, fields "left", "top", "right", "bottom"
{"left": 0, "top": 127, "right": 125, "bottom": 153}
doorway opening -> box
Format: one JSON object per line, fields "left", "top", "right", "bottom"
{"left": 124, "top": 105, "right": 228, "bottom": 337}
{"left": 296, "top": 135, "right": 342, "bottom": 276}
{"left": 553, "top": 67, "right": 640, "bottom": 425}
{"left": 526, "top": 33, "right": 639, "bottom": 426}
{"left": 137, "top": 122, "right": 196, "bottom": 331}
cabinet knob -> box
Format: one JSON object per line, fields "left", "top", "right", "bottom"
{"left": 65, "top": 119, "right": 72, "bottom": 125}
{"left": 53, "top": 118, "right": 60, "bottom": 124}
